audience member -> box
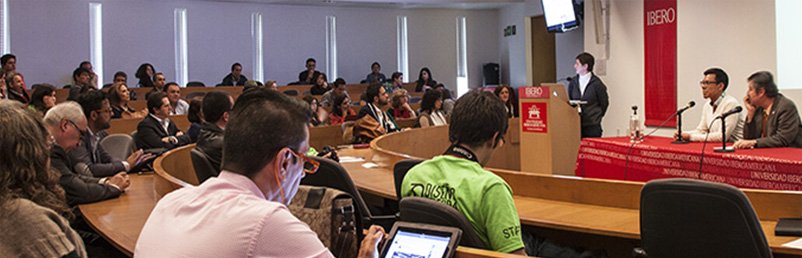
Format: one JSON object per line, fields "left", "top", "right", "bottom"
{"left": 401, "top": 90, "right": 525, "bottom": 254}
{"left": 310, "top": 73, "right": 330, "bottom": 95}
{"left": 329, "top": 94, "right": 357, "bottom": 126}
{"left": 417, "top": 89, "right": 447, "bottom": 127}
{"left": 265, "top": 80, "right": 278, "bottom": 90}
{"left": 108, "top": 83, "right": 146, "bottom": 119}
{"left": 1, "top": 53, "right": 16, "bottom": 76}
{"left": 0, "top": 72, "right": 6, "bottom": 99}
{"left": 433, "top": 83, "right": 455, "bottom": 116}
{"left": 355, "top": 83, "right": 399, "bottom": 142}
{"left": 302, "top": 95, "right": 328, "bottom": 126}
{"left": 320, "top": 77, "right": 349, "bottom": 107}
{"left": 0, "top": 100, "right": 87, "bottom": 258}
{"left": 71, "top": 91, "right": 147, "bottom": 178}
{"left": 113, "top": 71, "right": 127, "bottom": 85}
{"left": 5, "top": 71, "right": 29, "bottom": 103}
{"left": 196, "top": 91, "right": 234, "bottom": 172}
{"left": 675, "top": 68, "right": 743, "bottom": 142}
{"left": 134, "top": 92, "right": 191, "bottom": 150}
{"left": 27, "top": 83, "right": 57, "bottom": 116}
{"left": 45, "top": 102, "right": 129, "bottom": 206}
{"left": 67, "top": 67, "right": 94, "bottom": 101}
{"left": 221, "top": 63, "right": 248, "bottom": 86}
{"left": 135, "top": 88, "right": 385, "bottom": 257}
{"left": 388, "top": 89, "right": 416, "bottom": 119}
{"left": 186, "top": 96, "right": 204, "bottom": 142}
{"left": 79, "top": 61, "right": 99, "bottom": 89}
{"left": 145, "top": 72, "right": 167, "bottom": 100}
{"left": 414, "top": 67, "right": 437, "bottom": 92}
{"left": 494, "top": 85, "right": 519, "bottom": 118}
{"left": 568, "top": 52, "right": 609, "bottom": 138}
{"left": 365, "top": 62, "right": 386, "bottom": 84}
{"left": 390, "top": 72, "right": 404, "bottom": 91}
{"left": 165, "top": 82, "right": 189, "bottom": 115}
{"left": 135, "top": 63, "right": 155, "bottom": 88}
{"left": 734, "top": 71, "right": 802, "bottom": 149}
{"left": 298, "top": 58, "right": 321, "bottom": 84}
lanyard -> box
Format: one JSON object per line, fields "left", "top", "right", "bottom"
{"left": 444, "top": 144, "right": 479, "bottom": 163}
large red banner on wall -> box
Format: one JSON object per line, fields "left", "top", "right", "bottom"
{"left": 644, "top": 0, "right": 677, "bottom": 126}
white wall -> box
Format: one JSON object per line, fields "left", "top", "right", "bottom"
{"left": 7, "top": 0, "right": 499, "bottom": 93}
{"left": 584, "top": 0, "right": 791, "bottom": 137}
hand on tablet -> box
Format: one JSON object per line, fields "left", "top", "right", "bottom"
{"left": 357, "top": 225, "right": 386, "bottom": 258}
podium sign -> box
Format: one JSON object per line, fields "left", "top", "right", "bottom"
{"left": 517, "top": 85, "right": 580, "bottom": 175}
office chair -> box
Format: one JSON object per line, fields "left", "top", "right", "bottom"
{"left": 99, "top": 133, "right": 135, "bottom": 161}
{"left": 399, "top": 197, "right": 487, "bottom": 249}
{"left": 190, "top": 148, "right": 219, "bottom": 183}
{"left": 639, "top": 178, "right": 772, "bottom": 258}
{"left": 393, "top": 159, "right": 423, "bottom": 200}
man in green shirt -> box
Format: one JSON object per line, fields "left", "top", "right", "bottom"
{"left": 401, "top": 90, "right": 526, "bottom": 255}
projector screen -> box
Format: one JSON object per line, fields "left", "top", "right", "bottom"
{"left": 542, "top": 0, "right": 579, "bottom": 32}
{"left": 776, "top": 0, "right": 802, "bottom": 89}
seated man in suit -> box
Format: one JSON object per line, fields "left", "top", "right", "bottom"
{"left": 44, "top": 102, "right": 129, "bottom": 206}
{"left": 70, "top": 90, "right": 147, "bottom": 177}
{"left": 400, "top": 90, "right": 526, "bottom": 255}
{"left": 135, "top": 92, "right": 191, "bottom": 150}
{"left": 675, "top": 68, "right": 744, "bottom": 142}
{"left": 220, "top": 62, "right": 248, "bottom": 86}
{"left": 568, "top": 52, "right": 609, "bottom": 138}
{"left": 195, "top": 91, "right": 234, "bottom": 173}
{"left": 298, "top": 58, "right": 321, "bottom": 84}
{"left": 734, "top": 71, "right": 802, "bottom": 148}
{"left": 135, "top": 89, "right": 385, "bottom": 257}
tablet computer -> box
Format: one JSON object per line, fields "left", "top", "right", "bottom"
{"left": 379, "top": 222, "right": 462, "bottom": 258}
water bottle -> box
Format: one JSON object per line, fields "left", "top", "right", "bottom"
{"left": 629, "top": 105, "right": 642, "bottom": 143}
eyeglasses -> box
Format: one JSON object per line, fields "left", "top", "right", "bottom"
{"left": 66, "top": 119, "right": 88, "bottom": 134}
{"left": 288, "top": 147, "right": 319, "bottom": 174}
{"left": 699, "top": 80, "right": 718, "bottom": 85}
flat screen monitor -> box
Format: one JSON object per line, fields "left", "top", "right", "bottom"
{"left": 542, "top": 0, "right": 580, "bottom": 32}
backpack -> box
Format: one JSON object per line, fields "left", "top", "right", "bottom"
{"left": 289, "top": 185, "right": 358, "bottom": 258}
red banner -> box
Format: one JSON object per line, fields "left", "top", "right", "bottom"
{"left": 644, "top": 0, "right": 677, "bottom": 126}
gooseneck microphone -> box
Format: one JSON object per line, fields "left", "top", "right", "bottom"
{"left": 673, "top": 100, "right": 696, "bottom": 144}
{"left": 715, "top": 106, "right": 743, "bottom": 119}
{"left": 676, "top": 100, "right": 696, "bottom": 114}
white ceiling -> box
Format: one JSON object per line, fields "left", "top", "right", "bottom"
{"left": 196, "top": 0, "right": 524, "bottom": 10}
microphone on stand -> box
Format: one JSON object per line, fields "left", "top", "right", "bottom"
{"left": 672, "top": 100, "right": 696, "bottom": 144}
{"left": 713, "top": 106, "right": 742, "bottom": 153}
{"left": 676, "top": 101, "right": 696, "bottom": 114}
{"left": 715, "top": 106, "right": 743, "bottom": 119}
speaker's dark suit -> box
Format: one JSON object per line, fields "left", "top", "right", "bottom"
{"left": 743, "top": 94, "right": 802, "bottom": 148}
{"left": 568, "top": 74, "right": 609, "bottom": 137}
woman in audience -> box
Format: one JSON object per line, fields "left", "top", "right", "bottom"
{"left": 0, "top": 100, "right": 87, "bottom": 258}
{"left": 432, "top": 84, "right": 455, "bottom": 117}
{"left": 108, "top": 83, "right": 147, "bottom": 119}
{"left": 417, "top": 89, "right": 447, "bottom": 127}
{"left": 388, "top": 89, "right": 417, "bottom": 120}
{"left": 135, "top": 63, "right": 155, "bottom": 88}
{"left": 0, "top": 73, "right": 6, "bottom": 99}
{"left": 5, "top": 71, "right": 29, "bottom": 104}
{"left": 186, "top": 96, "right": 204, "bottom": 142}
{"left": 390, "top": 72, "right": 404, "bottom": 91}
{"left": 328, "top": 94, "right": 357, "bottom": 126}
{"left": 414, "top": 67, "right": 437, "bottom": 92}
{"left": 309, "top": 73, "right": 330, "bottom": 95}
{"left": 303, "top": 96, "right": 328, "bottom": 126}
{"left": 27, "top": 83, "right": 57, "bottom": 116}
{"left": 494, "top": 85, "right": 519, "bottom": 118}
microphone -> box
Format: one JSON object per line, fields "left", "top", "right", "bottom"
{"left": 557, "top": 76, "right": 573, "bottom": 82}
{"left": 676, "top": 101, "right": 696, "bottom": 114}
{"left": 715, "top": 106, "right": 742, "bottom": 119}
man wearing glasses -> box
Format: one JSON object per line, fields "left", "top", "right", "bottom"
{"left": 298, "top": 58, "right": 321, "bottom": 85}
{"left": 675, "top": 68, "right": 743, "bottom": 142}
{"left": 44, "top": 102, "right": 129, "bottom": 206}
{"left": 136, "top": 89, "right": 385, "bottom": 257}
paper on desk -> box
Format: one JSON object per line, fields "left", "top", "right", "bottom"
{"left": 361, "top": 162, "right": 380, "bottom": 169}
{"left": 339, "top": 156, "right": 365, "bottom": 163}
{"left": 783, "top": 238, "right": 802, "bottom": 249}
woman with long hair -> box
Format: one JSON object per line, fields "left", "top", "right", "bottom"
{"left": 27, "top": 83, "right": 57, "bottom": 116}
{"left": 302, "top": 96, "right": 328, "bottom": 126}
{"left": 309, "top": 73, "right": 330, "bottom": 95}
{"left": 0, "top": 100, "right": 86, "bottom": 257}
{"left": 414, "top": 67, "right": 437, "bottom": 92}
{"left": 494, "top": 85, "right": 519, "bottom": 118}
{"left": 388, "top": 89, "right": 417, "bottom": 119}
{"left": 108, "top": 82, "right": 147, "bottom": 119}
{"left": 135, "top": 63, "right": 155, "bottom": 88}
{"left": 328, "top": 94, "right": 357, "bottom": 126}
{"left": 417, "top": 89, "right": 447, "bottom": 127}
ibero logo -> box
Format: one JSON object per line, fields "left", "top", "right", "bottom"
{"left": 525, "top": 87, "right": 543, "bottom": 97}
{"left": 646, "top": 7, "right": 675, "bottom": 26}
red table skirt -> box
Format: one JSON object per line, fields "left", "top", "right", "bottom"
{"left": 576, "top": 136, "right": 802, "bottom": 190}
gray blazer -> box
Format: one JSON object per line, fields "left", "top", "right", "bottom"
{"left": 743, "top": 94, "right": 802, "bottom": 148}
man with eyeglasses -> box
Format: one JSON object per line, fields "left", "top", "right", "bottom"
{"left": 44, "top": 102, "right": 129, "bottom": 206}
{"left": 136, "top": 89, "right": 385, "bottom": 257}
{"left": 675, "top": 68, "right": 743, "bottom": 142}
{"left": 71, "top": 90, "right": 149, "bottom": 178}
{"left": 298, "top": 57, "right": 321, "bottom": 85}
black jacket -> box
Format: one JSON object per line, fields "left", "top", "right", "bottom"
{"left": 69, "top": 130, "right": 126, "bottom": 178}
{"left": 298, "top": 70, "right": 321, "bottom": 85}
{"left": 134, "top": 115, "right": 191, "bottom": 150}
{"left": 195, "top": 122, "right": 224, "bottom": 172}
{"left": 568, "top": 74, "right": 609, "bottom": 127}
{"left": 221, "top": 73, "right": 248, "bottom": 86}
{"left": 51, "top": 145, "right": 121, "bottom": 206}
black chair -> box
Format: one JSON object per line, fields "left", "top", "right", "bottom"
{"left": 190, "top": 148, "right": 219, "bottom": 183}
{"left": 638, "top": 178, "right": 772, "bottom": 258}
{"left": 186, "top": 81, "right": 205, "bottom": 87}
{"left": 300, "top": 156, "right": 396, "bottom": 239}
{"left": 399, "top": 197, "right": 487, "bottom": 249}
{"left": 393, "top": 159, "right": 423, "bottom": 200}
{"left": 282, "top": 89, "right": 299, "bottom": 96}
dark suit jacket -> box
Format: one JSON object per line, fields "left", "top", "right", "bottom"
{"left": 743, "top": 94, "right": 802, "bottom": 148}
{"left": 6, "top": 88, "right": 29, "bottom": 104}
{"left": 195, "top": 122, "right": 224, "bottom": 171}
{"left": 568, "top": 74, "right": 609, "bottom": 127}
{"left": 51, "top": 145, "right": 121, "bottom": 206}
{"left": 134, "top": 115, "right": 191, "bottom": 150}
{"left": 298, "top": 70, "right": 321, "bottom": 84}
{"left": 221, "top": 73, "right": 248, "bottom": 86}
{"left": 67, "top": 84, "right": 93, "bottom": 101}
{"left": 69, "top": 130, "right": 126, "bottom": 178}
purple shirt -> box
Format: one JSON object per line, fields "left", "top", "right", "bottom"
{"left": 135, "top": 171, "right": 333, "bottom": 258}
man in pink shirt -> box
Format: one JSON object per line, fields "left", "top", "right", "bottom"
{"left": 135, "top": 89, "right": 385, "bottom": 257}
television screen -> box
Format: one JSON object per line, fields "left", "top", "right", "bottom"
{"left": 542, "top": 0, "right": 580, "bottom": 32}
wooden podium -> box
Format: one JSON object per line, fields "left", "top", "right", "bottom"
{"left": 517, "top": 84, "right": 580, "bottom": 176}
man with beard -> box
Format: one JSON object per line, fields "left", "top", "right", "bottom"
{"left": 354, "top": 83, "right": 399, "bottom": 143}
{"left": 72, "top": 90, "right": 148, "bottom": 177}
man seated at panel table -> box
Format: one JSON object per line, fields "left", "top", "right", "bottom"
{"left": 675, "top": 68, "right": 744, "bottom": 142}
{"left": 195, "top": 91, "right": 234, "bottom": 173}
{"left": 134, "top": 92, "right": 191, "bottom": 150}
{"left": 734, "top": 71, "right": 802, "bottom": 149}
{"left": 135, "top": 89, "right": 385, "bottom": 257}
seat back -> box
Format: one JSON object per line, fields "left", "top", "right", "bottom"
{"left": 190, "top": 148, "right": 219, "bottom": 183}
{"left": 640, "top": 178, "right": 772, "bottom": 258}
{"left": 99, "top": 133, "right": 135, "bottom": 161}
{"left": 399, "top": 197, "right": 487, "bottom": 249}
{"left": 186, "top": 81, "right": 205, "bottom": 87}
{"left": 393, "top": 159, "right": 423, "bottom": 200}
{"left": 283, "top": 89, "right": 299, "bottom": 96}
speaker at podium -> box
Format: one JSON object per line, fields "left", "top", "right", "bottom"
{"left": 517, "top": 84, "right": 581, "bottom": 176}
